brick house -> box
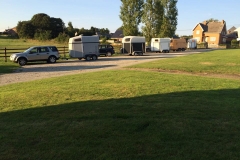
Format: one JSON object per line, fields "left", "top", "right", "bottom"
{"left": 192, "top": 20, "right": 227, "bottom": 47}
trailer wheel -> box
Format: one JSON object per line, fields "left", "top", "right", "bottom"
{"left": 78, "top": 58, "right": 82, "bottom": 60}
{"left": 92, "top": 55, "right": 97, "bottom": 60}
{"left": 86, "top": 56, "right": 91, "bottom": 61}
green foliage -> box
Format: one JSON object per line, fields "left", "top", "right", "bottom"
{"left": 66, "top": 22, "right": 75, "bottom": 37}
{"left": 120, "top": 0, "right": 144, "bottom": 36}
{"left": 17, "top": 13, "right": 64, "bottom": 39}
{"left": 50, "top": 17, "right": 65, "bottom": 38}
{"left": 142, "top": 0, "right": 164, "bottom": 45}
{"left": 31, "top": 13, "right": 51, "bottom": 30}
{"left": 159, "top": 0, "right": 178, "bottom": 37}
{"left": 17, "top": 21, "right": 35, "bottom": 39}
{"left": 34, "top": 30, "right": 52, "bottom": 41}
{"left": 231, "top": 39, "right": 239, "bottom": 46}
{"left": 205, "top": 18, "right": 219, "bottom": 22}
{"left": 197, "top": 42, "right": 208, "bottom": 49}
{"left": 54, "top": 32, "right": 70, "bottom": 43}
{"left": 100, "top": 37, "right": 108, "bottom": 44}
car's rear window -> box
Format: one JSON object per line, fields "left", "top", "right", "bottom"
{"left": 49, "top": 46, "right": 58, "bottom": 52}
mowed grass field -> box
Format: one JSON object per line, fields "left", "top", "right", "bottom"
{"left": 1, "top": 40, "right": 240, "bottom": 159}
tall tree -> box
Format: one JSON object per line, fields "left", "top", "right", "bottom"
{"left": 67, "top": 22, "right": 75, "bottom": 37}
{"left": 31, "top": 13, "right": 51, "bottom": 31}
{"left": 50, "top": 17, "right": 64, "bottom": 38}
{"left": 119, "top": 0, "right": 144, "bottom": 36}
{"left": 16, "top": 21, "right": 35, "bottom": 39}
{"left": 205, "top": 18, "right": 219, "bottom": 22}
{"left": 142, "top": 0, "right": 164, "bottom": 45}
{"left": 160, "top": 0, "right": 178, "bottom": 38}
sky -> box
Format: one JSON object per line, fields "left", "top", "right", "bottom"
{"left": 1, "top": 0, "right": 240, "bottom": 36}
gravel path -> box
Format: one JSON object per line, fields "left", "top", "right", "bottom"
{"left": 0, "top": 51, "right": 201, "bottom": 86}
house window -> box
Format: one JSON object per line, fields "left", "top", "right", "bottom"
{"left": 210, "top": 37, "right": 216, "bottom": 41}
{"left": 223, "top": 38, "right": 226, "bottom": 43}
{"left": 196, "top": 30, "right": 200, "bottom": 34}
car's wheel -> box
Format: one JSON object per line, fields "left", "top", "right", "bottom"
{"left": 106, "top": 52, "right": 112, "bottom": 57}
{"left": 48, "top": 56, "right": 56, "bottom": 63}
{"left": 86, "top": 56, "right": 91, "bottom": 61}
{"left": 18, "top": 58, "right": 27, "bottom": 66}
{"left": 92, "top": 55, "right": 97, "bottom": 60}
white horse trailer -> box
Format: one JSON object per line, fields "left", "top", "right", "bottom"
{"left": 151, "top": 38, "right": 171, "bottom": 53}
{"left": 187, "top": 38, "right": 197, "bottom": 49}
{"left": 122, "top": 36, "right": 145, "bottom": 56}
{"left": 69, "top": 35, "right": 100, "bottom": 61}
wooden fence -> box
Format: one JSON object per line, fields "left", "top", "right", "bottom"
{"left": 0, "top": 46, "right": 68, "bottom": 62}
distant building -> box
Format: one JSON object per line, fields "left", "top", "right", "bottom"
{"left": 3, "top": 27, "right": 18, "bottom": 37}
{"left": 192, "top": 20, "right": 227, "bottom": 47}
{"left": 111, "top": 28, "right": 124, "bottom": 42}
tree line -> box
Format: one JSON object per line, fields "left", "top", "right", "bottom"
{"left": 120, "top": 0, "right": 178, "bottom": 44}
{"left": 16, "top": 0, "right": 178, "bottom": 44}
{"left": 16, "top": 13, "right": 110, "bottom": 43}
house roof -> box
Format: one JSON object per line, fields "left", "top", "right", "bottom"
{"left": 206, "top": 21, "right": 225, "bottom": 33}
{"left": 111, "top": 28, "right": 124, "bottom": 39}
{"left": 225, "top": 31, "right": 238, "bottom": 38}
{"left": 193, "top": 20, "right": 226, "bottom": 33}
{"left": 228, "top": 26, "right": 236, "bottom": 33}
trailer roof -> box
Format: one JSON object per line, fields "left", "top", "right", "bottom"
{"left": 122, "top": 36, "right": 145, "bottom": 43}
{"left": 69, "top": 35, "right": 99, "bottom": 43}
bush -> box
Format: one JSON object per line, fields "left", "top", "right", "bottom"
{"left": 34, "top": 30, "right": 52, "bottom": 41}
{"left": 197, "top": 42, "right": 208, "bottom": 49}
{"left": 231, "top": 39, "right": 239, "bottom": 47}
{"left": 54, "top": 33, "right": 70, "bottom": 43}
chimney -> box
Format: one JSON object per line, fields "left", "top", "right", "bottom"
{"left": 203, "top": 21, "right": 207, "bottom": 25}
{"left": 222, "top": 20, "right": 225, "bottom": 24}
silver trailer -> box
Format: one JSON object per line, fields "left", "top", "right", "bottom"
{"left": 69, "top": 35, "right": 99, "bottom": 61}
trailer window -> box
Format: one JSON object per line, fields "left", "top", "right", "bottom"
{"left": 155, "top": 39, "right": 158, "bottom": 42}
{"left": 75, "top": 38, "right": 82, "bottom": 42}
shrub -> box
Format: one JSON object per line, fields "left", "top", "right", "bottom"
{"left": 54, "top": 33, "right": 70, "bottom": 43}
{"left": 34, "top": 30, "right": 52, "bottom": 41}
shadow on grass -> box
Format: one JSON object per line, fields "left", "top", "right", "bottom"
{"left": 0, "top": 63, "right": 19, "bottom": 74}
{"left": 1, "top": 88, "right": 240, "bottom": 159}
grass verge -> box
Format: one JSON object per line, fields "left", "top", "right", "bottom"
{"left": 1, "top": 70, "right": 240, "bottom": 159}
{"left": 128, "top": 49, "right": 240, "bottom": 75}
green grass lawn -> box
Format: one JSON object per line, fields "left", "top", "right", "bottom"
{"left": 129, "top": 49, "right": 240, "bottom": 75}
{"left": 0, "top": 58, "right": 19, "bottom": 73}
{"left": 1, "top": 69, "right": 240, "bottom": 159}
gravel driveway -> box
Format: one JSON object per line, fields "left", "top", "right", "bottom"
{"left": 0, "top": 51, "right": 202, "bottom": 86}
